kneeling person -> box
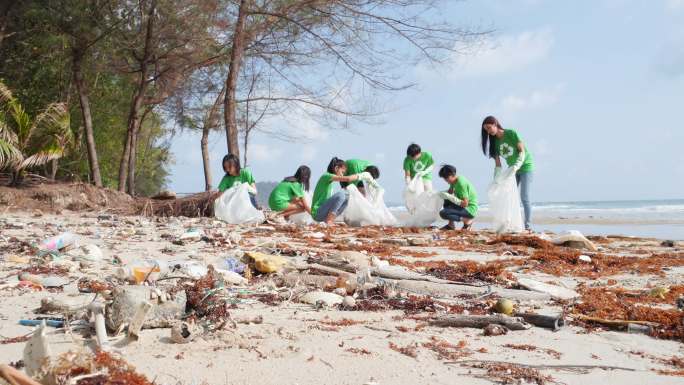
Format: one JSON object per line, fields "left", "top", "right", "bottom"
{"left": 268, "top": 166, "right": 311, "bottom": 220}
{"left": 438, "top": 165, "right": 478, "bottom": 231}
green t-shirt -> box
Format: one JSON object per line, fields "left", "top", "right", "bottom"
{"left": 494, "top": 129, "right": 534, "bottom": 173}
{"left": 451, "top": 175, "right": 478, "bottom": 217}
{"left": 403, "top": 151, "right": 434, "bottom": 180}
{"left": 217, "top": 168, "right": 256, "bottom": 192}
{"left": 268, "top": 181, "right": 305, "bottom": 211}
{"left": 311, "top": 173, "right": 335, "bottom": 218}
{"left": 344, "top": 159, "right": 371, "bottom": 186}
{"left": 344, "top": 159, "right": 371, "bottom": 175}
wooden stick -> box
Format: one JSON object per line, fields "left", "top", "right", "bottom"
{"left": 573, "top": 314, "right": 659, "bottom": 327}
{"left": 0, "top": 364, "right": 43, "bottom": 385}
{"left": 430, "top": 314, "right": 532, "bottom": 331}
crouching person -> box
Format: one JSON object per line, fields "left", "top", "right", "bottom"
{"left": 268, "top": 166, "right": 311, "bottom": 220}
{"left": 217, "top": 154, "right": 258, "bottom": 208}
{"left": 312, "top": 157, "right": 372, "bottom": 225}
{"left": 438, "top": 165, "right": 478, "bottom": 231}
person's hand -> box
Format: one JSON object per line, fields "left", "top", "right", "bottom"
{"left": 439, "top": 191, "right": 461, "bottom": 205}
{"left": 245, "top": 183, "right": 257, "bottom": 195}
{"left": 512, "top": 149, "right": 525, "bottom": 172}
{"left": 357, "top": 172, "right": 373, "bottom": 182}
{"left": 404, "top": 175, "right": 411, "bottom": 185}
{"left": 493, "top": 166, "right": 502, "bottom": 180}
{"left": 460, "top": 198, "right": 469, "bottom": 208}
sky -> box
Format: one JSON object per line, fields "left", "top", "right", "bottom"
{"left": 167, "top": 0, "right": 684, "bottom": 204}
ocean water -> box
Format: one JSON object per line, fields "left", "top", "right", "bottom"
{"left": 389, "top": 199, "right": 684, "bottom": 240}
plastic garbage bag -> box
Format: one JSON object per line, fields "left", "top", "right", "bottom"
{"left": 487, "top": 167, "right": 523, "bottom": 233}
{"left": 214, "top": 183, "right": 265, "bottom": 224}
{"left": 289, "top": 191, "right": 314, "bottom": 225}
{"left": 400, "top": 175, "right": 443, "bottom": 227}
{"left": 343, "top": 183, "right": 398, "bottom": 227}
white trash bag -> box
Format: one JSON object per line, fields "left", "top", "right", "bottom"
{"left": 487, "top": 167, "right": 523, "bottom": 233}
{"left": 214, "top": 183, "right": 265, "bottom": 224}
{"left": 400, "top": 175, "right": 443, "bottom": 227}
{"left": 289, "top": 191, "right": 314, "bottom": 225}
{"left": 343, "top": 183, "right": 398, "bottom": 227}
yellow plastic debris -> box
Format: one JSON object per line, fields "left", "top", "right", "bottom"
{"left": 246, "top": 251, "right": 288, "bottom": 273}
{"left": 493, "top": 298, "right": 514, "bottom": 316}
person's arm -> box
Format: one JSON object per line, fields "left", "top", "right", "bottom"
{"left": 439, "top": 191, "right": 462, "bottom": 205}
{"left": 512, "top": 142, "right": 526, "bottom": 171}
{"left": 493, "top": 156, "right": 502, "bottom": 179}
{"left": 331, "top": 174, "right": 359, "bottom": 183}
{"left": 460, "top": 197, "right": 469, "bottom": 208}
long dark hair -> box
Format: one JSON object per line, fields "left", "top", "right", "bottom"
{"left": 481, "top": 116, "right": 503, "bottom": 159}
{"left": 326, "top": 157, "right": 345, "bottom": 174}
{"left": 284, "top": 165, "right": 311, "bottom": 191}
{"left": 222, "top": 154, "right": 241, "bottom": 175}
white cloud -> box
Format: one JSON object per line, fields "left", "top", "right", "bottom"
{"left": 499, "top": 83, "right": 565, "bottom": 114}
{"left": 448, "top": 28, "right": 554, "bottom": 78}
{"left": 666, "top": 0, "right": 684, "bottom": 10}
{"left": 248, "top": 143, "right": 283, "bottom": 163}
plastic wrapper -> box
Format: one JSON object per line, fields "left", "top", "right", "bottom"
{"left": 214, "top": 183, "right": 265, "bottom": 224}
{"left": 487, "top": 167, "right": 523, "bottom": 233}
{"left": 400, "top": 175, "right": 443, "bottom": 227}
{"left": 343, "top": 183, "right": 398, "bottom": 227}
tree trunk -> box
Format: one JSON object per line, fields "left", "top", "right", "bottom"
{"left": 127, "top": 125, "right": 139, "bottom": 195}
{"left": 0, "top": 2, "right": 13, "bottom": 50}
{"left": 127, "top": 107, "right": 151, "bottom": 195}
{"left": 223, "top": 0, "right": 248, "bottom": 157}
{"left": 50, "top": 159, "right": 58, "bottom": 180}
{"left": 117, "top": 0, "right": 156, "bottom": 193}
{"left": 73, "top": 50, "right": 102, "bottom": 187}
{"left": 201, "top": 125, "right": 212, "bottom": 191}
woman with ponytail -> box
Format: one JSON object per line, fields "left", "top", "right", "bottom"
{"left": 481, "top": 116, "right": 535, "bottom": 230}
{"left": 311, "top": 157, "right": 374, "bottom": 225}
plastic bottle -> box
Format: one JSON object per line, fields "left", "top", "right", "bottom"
{"left": 116, "top": 260, "right": 168, "bottom": 284}
{"left": 41, "top": 232, "right": 77, "bottom": 251}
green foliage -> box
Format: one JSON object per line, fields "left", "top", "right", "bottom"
{"left": 0, "top": 80, "right": 72, "bottom": 179}
{"left": 0, "top": 0, "right": 172, "bottom": 194}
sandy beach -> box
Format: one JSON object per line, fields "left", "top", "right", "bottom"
{"left": 1, "top": 206, "right": 683, "bottom": 385}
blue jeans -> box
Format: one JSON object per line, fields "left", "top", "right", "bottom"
{"left": 314, "top": 191, "right": 349, "bottom": 222}
{"left": 249, "top": 193, "right": 258, "bottom": 209}
{"left": 516, "top": 171, "right": 533, "bottom": 230}
{"left": 439, "top": 200, "right": 474, "bottom": 222}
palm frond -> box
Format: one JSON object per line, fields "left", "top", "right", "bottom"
{"left": 17, "top": 145, "right": 64, "bottom": 171}
{"left": 0, "top": 120, "right": 21, "bottom": 169}
{"left": 0, "top": 81, "right": 14, "bottom": 107}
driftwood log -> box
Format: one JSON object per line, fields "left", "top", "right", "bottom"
{"left": 430, "top": 314, "right": 532, "bottom": 331}
{"left": 137, "top": 191, "right": 216, "bottom": 217}
{"left": 387, "top": 279, "right": 551, "bottom": 302}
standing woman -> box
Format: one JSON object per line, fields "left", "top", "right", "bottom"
{"left": 217, "top": 154, "right": 258, "bottom": 208}
{"left": 268, "top": 166, "right": 311, "bottom": 220}
{"left": 481, "top": 116, "right": 534, "bottom": 230}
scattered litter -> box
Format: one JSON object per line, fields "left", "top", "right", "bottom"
{"left": 300, "top": 291, "right": 344, "bottom": 307}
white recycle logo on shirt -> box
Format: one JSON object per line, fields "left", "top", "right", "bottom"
{"left": 499, "top": 143, "right": 514, "bottom": 159}
{"left": 414, "top": 160, "right": 426, "bottom": 172}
